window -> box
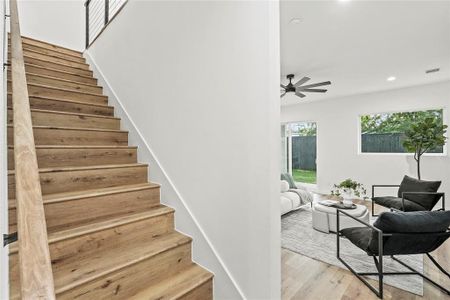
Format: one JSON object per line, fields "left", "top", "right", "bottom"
{"left": 360, "top": 109, "right": 445, "bottom": 153}
{"left": 282, "top": 122, "right": 317, "bottom": 184}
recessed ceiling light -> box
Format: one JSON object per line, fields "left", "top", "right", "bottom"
{"left": 387, "top": 76, "right": 396, "bottom": 82}
{"left": 289, "top": 18, "right": 302, "bottom": 24}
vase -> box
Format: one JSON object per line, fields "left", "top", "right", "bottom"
{"left": 342, "top": 190, "right": 353, "bottom": 207}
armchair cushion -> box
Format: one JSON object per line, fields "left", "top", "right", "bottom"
{"left": 373, "top": 210, "right": 450, "bottom": 233}
{"left": 281, "top": 173, "right": 297, "bottom": 189}
{"left": 397, "top": 175, "right": 441, "bottom": 210}
{"left": 340, "top": 227, "right": 373, "bottom": 253}
{"left": 341, "top": 210, "right": 450, "bottom": 256}
{"left": 373, "top": 196, "right": 426, "bottom": 212}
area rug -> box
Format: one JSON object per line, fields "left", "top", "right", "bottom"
{"left": 281, "top": 206, "right": 424, "bottom": 296}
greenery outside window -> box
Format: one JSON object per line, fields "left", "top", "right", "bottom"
{"left": 360, "top": 109, "right": 446, "bottom": 154}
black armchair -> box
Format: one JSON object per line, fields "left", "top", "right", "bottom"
{"left": 337, "top": 209, "right": 450, "bottom": 299}
{"left": 371, "top": 175, "right": 445, "bottom": 217}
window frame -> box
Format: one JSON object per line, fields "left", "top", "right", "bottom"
{"left": 357, "top": 107, "right": 448, "bottom": 156}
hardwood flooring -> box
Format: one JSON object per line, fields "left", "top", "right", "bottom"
{"left": 281, "top": 201, "right": 450, "bottom": 300}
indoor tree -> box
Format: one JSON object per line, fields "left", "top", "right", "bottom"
{"left": 402, "top": 117, "right": 447, "bottom": 179}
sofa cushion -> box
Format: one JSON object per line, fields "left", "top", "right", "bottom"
{"left": 280, "top": 196, "right": 293, "bottom": 215}
{"left": 373, "top": 210, "right": 450, "bottom": 233}
{"left": 281, "top": 173, "right": 297, "bottom": 189}
{"left": 281, "top": 180, "right": 290, "bottom": 193}
{"left": 373, "top": 196, "right": 426, "bottom": 211}
{"left": 283, "top": 191, "right": 301, "bottom": 208}
{"left": 397, "top": 175, "right": 441, "bottom": 210}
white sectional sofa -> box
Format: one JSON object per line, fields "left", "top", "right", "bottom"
{"left": 280, "top": 180, "right": 313, "bottom": 215}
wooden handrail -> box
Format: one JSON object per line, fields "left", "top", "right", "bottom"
{"left": 9, "top": 0, "right": 56, "bottom": 298}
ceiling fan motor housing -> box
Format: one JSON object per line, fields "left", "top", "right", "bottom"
{"left": 285, "top": 74, "right": 296, "bottom": 92}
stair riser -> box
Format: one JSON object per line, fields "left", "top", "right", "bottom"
{"left": 10, "top": 49, "right": 90, "bottom": 70}
{"left": 9, "top": 213, "right": 176, "bottom": 298}
{"left": 7, "top": 127, "right": 128, "bottom": 146}
{"left": 8, "top": 71, "right": 102, "bottom": 94}
{"left": 11, "top": 36, "right": 84, "bottom": 58}
{"left": 7, "top": 95, "right": 113, "bottom": 116}
{"left": 8, "top": 147, "right": 137, "bottom": 170}
{"left": 24, "top": 64, "right": 97, "bottom": 85}
{"left": 22, "top": 56, "right": 92, "bottom": 77}
{"left": 7, "top": 81, "right": 107, "bottom": 105}
{"left": 9, "top": 187, "right": 160, "bottom": 232}
{"left": 21, "top": 43, "right": 86, "bottom": 63}
{"left": 58, "top": 243, "right": 191, "bottom": 299}
{"left": 8, "top": 165, "right": 147, "bottom": 198}
{"left": 182, "top": 279, "right": 213, "bottom": 300}
{"left": 7, "top": 109, "right": 119, "bottom": 130}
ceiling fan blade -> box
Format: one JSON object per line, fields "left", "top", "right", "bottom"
{"left": 294, "top": 77, "right": 310, "bottom": 87}
{"left": 280, "top": 84, "right": 287, "bottom": 89}
{"left": 297, "top": 81, "right": 331, "bottom": 90}
{"left": 295, "top": 91, "right": 306, "bottom": 98}
{"left": 302, "top": 88, "right": 328, "bottom": 93}
{"left": 280, "top": 92, "right": 287, "bottom": 98}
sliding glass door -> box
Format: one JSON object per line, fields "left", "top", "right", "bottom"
{"left": 282, "top": 122, "right": 317, "bottom": 185}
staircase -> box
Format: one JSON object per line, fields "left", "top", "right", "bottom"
{"left": 7, "top": 36, "right": 213, "bottom": 299}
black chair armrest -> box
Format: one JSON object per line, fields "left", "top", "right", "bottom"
{"left": 372, "top": 185, "right": 401, "bottom": 198}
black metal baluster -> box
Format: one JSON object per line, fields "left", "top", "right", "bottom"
{"left": 85, "top": 0, "right": 90, "bottom": 48}
{"left": 105, "top": 0, "right": 109, "bottom": 25}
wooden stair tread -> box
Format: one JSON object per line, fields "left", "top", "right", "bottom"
{"left": 8, "top": 145, "right": 137, "bottom": 149}
{"left": 129, "top": 264, "right": 213, "bottom": 300}
{"left": 17, "top": 71, "right": 99, "bottom": 88}
{"left": 7, "top": 124, "right": 126, "bottom": 133}
{"left": 17, "top": 54, "right": 90, "bottom": 72}
{"left": 8, "top": 163, "right": 147, "bottom": 175}
{"left": 20, "top": 47, "right": 89, "bottom": 66}
{"left": 53, "top": 231, "right": 189, "bottom": 295}
{"left": 8, "top": 107, "right": 119, "bottom": 120}
{"left": 21, "top": 44, "right": 86, "bottom": 64}
{"left": 19, "top": 35, "right": 83, "bottom": 57}
{"left": 10, "top": 206, "right": 176, "bottom": 254}
{"left": 8, "top": 81, "right": 106, "bottom": 98}
{"left": 9, "top": 183, "right": 159, "bottom": 209}
{"left": 8, "top": 93, "right": 110, "bottom": 108}
{"left": 24, "top": 63, "right": 94, "bottom": 80}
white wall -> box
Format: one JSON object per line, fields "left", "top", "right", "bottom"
{"left": 17, "top": 0, "right": 84, "bottom": 51}
{"left": 86, "top": 1, "right": 280, "bottom": 299}
{"left": 281, "top": 81, "right": 450, "bottom": 204}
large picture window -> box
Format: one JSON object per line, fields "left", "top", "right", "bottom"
{"left": 360, "top": 109, "right": 445, "bottom": 154}
{"left": 282, "top": 122, "right": 317, "bottom": 184}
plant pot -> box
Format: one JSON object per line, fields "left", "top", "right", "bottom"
{"left": 342, "top": 190, "right": 354, "bottom": 207}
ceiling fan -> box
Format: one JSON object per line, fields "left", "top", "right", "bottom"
{"left": 280, "top": 74, "right": 331, "bottom": 98}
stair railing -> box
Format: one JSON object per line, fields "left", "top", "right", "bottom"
{"left": 84, "top": 0, "right": 128, "bottom": 48}
{"left": 8, "top": 0, "right": 55, "bottom": 298}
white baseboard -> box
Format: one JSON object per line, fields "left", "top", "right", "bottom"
{"left": 84, "top": 51, "right": 246, "bottom": 300}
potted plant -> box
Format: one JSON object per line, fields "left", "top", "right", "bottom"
{"left": 331, "top": 179, "right": 367, "bottom": 206}
{"left": 402, "top": 117, "right": 447, "bottom": 179}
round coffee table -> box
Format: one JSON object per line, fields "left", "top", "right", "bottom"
{"left": 311, "top": 196, "right": 369, "bottom": 233}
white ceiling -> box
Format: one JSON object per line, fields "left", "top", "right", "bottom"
{"left": 280, "top": 0, "right": 450, "bottom": 105}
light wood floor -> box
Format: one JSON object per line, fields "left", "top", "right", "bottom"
{"left": 282, "top": 201, "right": 450, "bottom": 300}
